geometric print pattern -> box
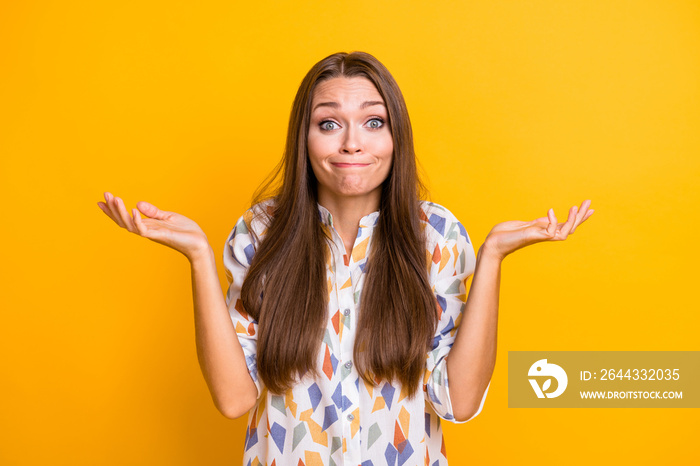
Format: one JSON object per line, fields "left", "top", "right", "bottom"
{"left": 223, "top": 200, "right": 490, "bottom": 465}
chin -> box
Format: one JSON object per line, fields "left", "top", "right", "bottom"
{"left": 337, "top": 190, "right": 370, "bottom": 198}
{"left": 338, "top": 183, "right": 380, "bottom": 194}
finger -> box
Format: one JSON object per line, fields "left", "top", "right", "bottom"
{"left": 528, "top": 216, "right": 550, "bottom": 227}
{"left": 557, "top": 205, "right": 578, "bottom": 239}
{"left": 569, "top": 201, "right": 587, "bottom": 234}
{"left": 136, "top": 200, "right": 168, "bottom": 220}
{"left": 104, "top": 192, "right": 119, "bottom": 222}
{"left": 114, "top": 196, "right": 136, "bottom": 232}
{"left": 97, "top": 201, "right": 121, "bottom": 226}
{"left": 105, "top": 192, "right": 127, "bottom": 229}
{"left": 132, "top": 207, "right": 146, "bottom": 236}
{"left": 97, "top": 201, "right": 112, "bottom": 217}
{"left": 571, "top": 201, "right": 593, "bottom": 234}
{"left": 546, "top": 208, "right": 558, "bottom": 237}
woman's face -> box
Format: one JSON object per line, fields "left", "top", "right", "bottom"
{"left": 307, "top": 76, "right": 393, "bottom": 208}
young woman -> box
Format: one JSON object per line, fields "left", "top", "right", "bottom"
{"left": 98, "top": 51, "right": 594, "bottom": 465}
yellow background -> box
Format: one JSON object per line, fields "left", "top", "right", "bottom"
{"left": 2, "top": 0, "right": 698, "bottom": 464}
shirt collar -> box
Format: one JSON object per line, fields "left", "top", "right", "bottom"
{"left": 317, "top": 203, "right": 380, "bottom": 229}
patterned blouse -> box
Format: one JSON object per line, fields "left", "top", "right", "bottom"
{"left": 223, "top": 199, "right": 490, "bottom": 466}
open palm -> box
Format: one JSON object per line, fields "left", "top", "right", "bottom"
{"left": 484, "top": 199, "right": 595, "bottom": 261}
{"left": 97, "top": 191, "right": 209, "bottom": 260}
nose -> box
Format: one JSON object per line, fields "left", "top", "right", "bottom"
{"left": 340, "top": 125, "right": 362, "bottom": 154}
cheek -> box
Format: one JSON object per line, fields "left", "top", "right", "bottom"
{"left": 306, "top": 136, "right": 323, "bottom": 167}
{"left": 381, "top": 147, "right": 394, "bottom": 179}
{"left": 306, "top": 152, "right": 330, "bottom": 184}
{"left": 307, "top": 133, "right": 331, "bottom": 161}
{"left": 377, "top": 137, "right": 394, "bottom": 163}
{"left": 307, "top": 154, "right": 324, "bottom": 182}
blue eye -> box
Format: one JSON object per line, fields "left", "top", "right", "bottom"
{"left": 367, "top": 118, "right": 384, "bottom": 129}
{"left": 319, "top": 120, "right": 338, "bottom": 131}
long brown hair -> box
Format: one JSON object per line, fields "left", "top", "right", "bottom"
{"left": 240, "top": 51, "right": 437, "bottom": 398}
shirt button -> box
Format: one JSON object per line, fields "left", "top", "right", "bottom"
{"left": 343, "top": 308, "right": 350, "bottom": 316}
{"left": 344, "top": 361, "right": 352, "bottom": 369}
{"left": 347, "top": 413, "right": 354, "bottom": 421}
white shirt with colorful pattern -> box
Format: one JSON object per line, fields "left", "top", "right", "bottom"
{"left": 223, "top": 199, "right": 490, "bottom": 466}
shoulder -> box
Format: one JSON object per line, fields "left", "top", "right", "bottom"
{"left": 418, "top": 200, "right": 473, "bottom": 247}
{"left": 230, "top": 198, "right": 275, "bottom": 239}
{"left": 226, "top": 198, "right": 276, "bottom": 256}
{"left": 419, "top": 201, "right": 477, "bottom": 281}
{"left": 246, "top": 198, "right": 276, "bottom": 236}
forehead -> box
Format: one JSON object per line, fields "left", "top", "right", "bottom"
{"left": 311, "top": 76, "right": 384, "bottom": 107}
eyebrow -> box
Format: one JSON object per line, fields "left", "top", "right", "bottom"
{"left": 312, "top": 100, "right": 386, "bottom": 113}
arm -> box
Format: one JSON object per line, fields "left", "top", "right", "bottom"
{"left": 445, "top": 200, "right": 595, "bottom": 421}
{"left": 97, "top": 192, "right": 262, "bottom": 419}
{"left": 444, "top": 243, "right": 500, "bottom": 422}
{"left": 191, "top": 245, "right": 258, "bottom": 420}
{"left": 423, "top": 216, "right": 491, "bottom": 423}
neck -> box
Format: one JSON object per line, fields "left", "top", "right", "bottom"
{"left": 317, "top": 189, "right": 381, "bottom": 256}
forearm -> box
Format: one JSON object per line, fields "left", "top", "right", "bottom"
{"left": 190, "top": 246, "right": 257, "bottom": 419}
{"left": 445, "top": 243, "right": 501, "bottom": 421}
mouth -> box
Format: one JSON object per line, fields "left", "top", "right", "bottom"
{"left": 331, "top": 163, "right": 371, "bottom": 168}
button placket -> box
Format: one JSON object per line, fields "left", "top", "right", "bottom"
{"left": 340, "top": 229, "right": 363, "bottom": 465}
{"left": 317, "top": 203, "right": 367, "bottom": 465}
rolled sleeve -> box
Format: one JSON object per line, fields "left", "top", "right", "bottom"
{"left": 223, "top": 211, "right": 265, "bottom": 399}
{"left": 423, "top": 216, "right": 489, "bottom": 423}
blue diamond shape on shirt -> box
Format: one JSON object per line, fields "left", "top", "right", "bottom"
{"left": 308, "top": 383, "right": 322, "bottom": 411}
{"left": 270, "top": 422, "right": 286, "bottom": 454}
{"left": 428, "top": 214, "right": 446, "bottom": 236}
{"left": 398, "top": 440, "right": 414, "bottom": 465}
{"left": 331, "top": 353, "right": 339, "bottom": 375}
{"left": 243, "top": 244, "right": 255, "bottom": 266}
{"left": 322, "top": 404, "right": 339, "bottom": 431}
{"left": 440, "top": 316, "right": 455, "bottom": 336}
{"left": 245, "top": 426, "right": 258, "bottom": 451}
{"left": 385, "top": 443, "right": 398, "bottom": 465}
{"left": 245, "top": 355, "right": 258, "bottom": 381}
{"left": 436, "top": 295, "right": 446, "bottom": 312}
{"left": 331, "top": 382, "right": 342, "bottom": 409}
{"left": 457, "top": 221, "right": 471, "bottom": 243}
{"left": 342, "top": 395, "right": 353, "bottom": 412}
{"left": 381, "top": 382, "right": 396, "bottom": 410}
{"left": 427, "top": 384, "right": 441, "bottom": 405}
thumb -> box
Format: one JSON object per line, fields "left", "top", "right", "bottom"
{"left": 136, "top": 201, "right": 167, "bottom": 219}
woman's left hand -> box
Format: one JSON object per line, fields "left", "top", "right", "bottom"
{"left": 481, "top": 199, "right": 595, "bottom": 262}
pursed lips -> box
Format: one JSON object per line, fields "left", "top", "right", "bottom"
{"left": 331, "top": 163, "right": 371, "bottom": 167}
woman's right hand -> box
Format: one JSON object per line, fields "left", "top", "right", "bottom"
{"left": 97, "top": 191, "right": 211, "bottom": 261}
